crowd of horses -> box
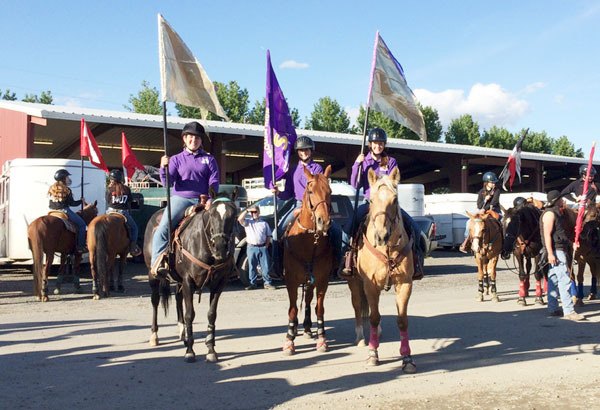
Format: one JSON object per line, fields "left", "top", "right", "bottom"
{"left": 24, "top": 174, "right": 600, "bottom": 372}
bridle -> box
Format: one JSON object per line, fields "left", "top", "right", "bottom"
{"left": 296, "top": 178, "right": 331, "bottom": 238}
{"left": 369, "top": 180, "right": 400, "bottom": 227}
{"left": 471, "top": 217, "right": 501, "bottom": 254}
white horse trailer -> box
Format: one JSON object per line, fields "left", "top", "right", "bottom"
{"left": 0, "top": 158, "right": 107, "bottom": 262}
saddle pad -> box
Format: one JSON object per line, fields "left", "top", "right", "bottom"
{"left": 107, "top": 210, "right": 128, "bottom": 221}
{"left": 48, "top": 212, "right": 77, "bottom": 234}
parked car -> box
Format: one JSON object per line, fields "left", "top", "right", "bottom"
{"left": 234, "top": 194, "right": 354, "bottom": 286}
{"left": 412, "top": 215, "right": 446, "bottom": 257}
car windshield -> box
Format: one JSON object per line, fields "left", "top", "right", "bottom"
{"left": 413, "top": 220, "right": 431, "bottom": 234}
{"left": 250, "top": 196, "right": 291, "bottom": 217}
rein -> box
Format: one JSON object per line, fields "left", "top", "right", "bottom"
{"left": 362, "top": 232, "right": 413, "bottom": 279}
{"left": 472, "top": 217, "right": 502, "bottom": 255}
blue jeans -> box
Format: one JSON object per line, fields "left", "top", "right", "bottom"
{"left": 108, "top": 208, "right": 138, "bottom": 244}
{"left": 278, "top": 200, "right": 302, "bottom": 239}
{"left": 66, "top": 208, "right": 86, "bottom": 248}
{"left": 547, "top": 250, "right": 576, "bottom": 315}
{"left": 151, "top": 195, "right": 198, "bottom": 266}
{"left": 247, "top": 245, "right": 271, "bottom": 286}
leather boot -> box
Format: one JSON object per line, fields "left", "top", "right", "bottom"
{"left": 150, "top": 253, "right": 169, "bottom": 278}
{"left": 130, "top": 243, "right": 142, "bottom": 257}
{"left": 338, "top": 250, "right": 354, "bottom": 278}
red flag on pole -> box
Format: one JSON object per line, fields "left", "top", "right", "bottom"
{"left": 499, "top": 129, "right": 528, "bottom": 191}
{"left": 574, "top": 142, "right": 596, "bottom": 248}
{"left": 121, "top": 132, "right": 145, "bottom": 180}
{"left": 80, "top": 119, "right": 108, "bottom": 172}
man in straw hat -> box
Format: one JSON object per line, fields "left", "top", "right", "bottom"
{"left": 238, "top": 204, "right": 275, "bottom": 290}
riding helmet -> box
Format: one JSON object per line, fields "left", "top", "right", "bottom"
{"left": 482, "top": 171, "right": 499, "bottom": 183}
{"left": 294, "top": 136, "right": 315, "bottom": 151}
{"left": 54, "top": 169, "right": 71, "bottom": 182}
{"left": 368, "top": 128, "right": 387, "bottom": 143}
{"left": 181, "top": 121, "right": 206, "bottom": 137}
{"left": 579, "top": 164, "right": 597, "bottom": 177}
{"left": 109, "top": 169, "right": 124, "bottom": 183}
{"left": 513, "top": 196, "right": 526, "bottom": 208}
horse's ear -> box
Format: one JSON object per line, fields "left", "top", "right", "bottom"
{"left": 303, "top": 166, "right": 314, "bottom": 180}
{"left": 390, "top": 167, "right": 401, "bottom": 185}
{"left": 93, "top": 200, "right": 97, "bottom": 207}
{"left": 323, "top": 165, "right": 332, "bottom": 179}
{"left": 466, "top": 211, "right": 474, "bottom": 219}
{"left": 368, "top": 168, "right": 378, "bottom": 188}
{"left": 500, "top": 205, "right": 508, "bottom": 215}
{"left": 209, "top": 186, "right": 217, "bottom": 199}
{"left": 231, "top": 186, "right": 238, "bottom": 202}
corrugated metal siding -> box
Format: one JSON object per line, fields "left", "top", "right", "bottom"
{"left": 0, "top": 108, "right": 31, "bottom": 166}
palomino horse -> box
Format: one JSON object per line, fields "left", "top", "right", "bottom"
{"left": 347, "top": 168, "right": 417, "bottom": 373}
{"left": 466, "top": 210, "right": 503, "bottom": 302}
{"left": 501, "top": 204, "right": 545, "bottom": 305}
{"left": 27, "top": 202, "right": 98, "bottom": 301}
{"left": 572, "top": 203, "right": 600, "bottom": 305}
{"left": 282, "top": 165, "right": 333, "bottom": 355}
{"left": 144, "top": 193, "right": 238, "bottom": 363}
{"left": 87, "top": 212, "right": 131, "bottom": 299}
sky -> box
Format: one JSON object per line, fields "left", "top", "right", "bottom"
{"left": 1, "top": 1, "right": 599, "bottom": 152}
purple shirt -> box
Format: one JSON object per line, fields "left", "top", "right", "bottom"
{"left": 279, "top": 160, "right": 323, "bottom": 201}
{"left": 159, "top": 149, "right": 219, "bottom": 198}
{"left": 351, "top": 152, "right": 398, "bottom": 200}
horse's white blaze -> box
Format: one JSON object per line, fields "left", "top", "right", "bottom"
{"left": 216, "top": 203, "right": 227, "bottom": 219}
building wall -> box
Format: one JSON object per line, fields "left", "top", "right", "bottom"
{"left": 0, "top": 108, "right": 31, "bottom": 167}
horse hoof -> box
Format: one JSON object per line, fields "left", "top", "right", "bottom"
{"left": 535, "top": 297, "right": 545, "bottom": 305}
{"left": 282, "top": 340, "right": 295, "bottom": 356}
{"left": 149, "top": 333, "right": 159, "bottom": 347}
{"left": 92, "top": 294, "right": 100, "bottom": 301}
{"left": 304, "top": 330, "right": 313, "bottom": 339}
{"left": 574, "top": 298, "right": 584, "bottom": 307}
{"left": 205, "top": 352, "right": 218, "bottom": 363}
{"left": 588, "top": 293, "right": 597, "bottom": 301}
{"left": 184, "top": 352, "right": 196, "bottom": 363}
{"left": 41, "top": 295, "right": 49, "bottom": 302}
{"left": 53, "top": 288, "right": 61, "bottom": 295}
{"left": 517, "top": 297, "right": 526, "bottom": 306}
{"left": 316, "top": 338, "right": 328, "bottom": 352}
{"left": 477, "top": 293, "right": 484, "bottom": 302}
{"left": 367, "top": 349, "right": 379, "bottom": 366}
{"left": 492, "top": 294, "right": 500, "bottom": 302}
{"left": 402, "top": 356, "right": 417, "bottom": 374}
{"left": 356, "top": 339, "right": 367, "bottom": 347}
{"left": 34, "top": 296, "right": 41, "bottom": 302}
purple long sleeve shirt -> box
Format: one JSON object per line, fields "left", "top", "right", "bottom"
{"left": 159, "top": 149, "right": 220, "bottom": 198}
{"left": 350, "top": 152, "right": 398, "bottom": 200}
{"left": 279, "top": 160, "right": 323, "bottom": 202}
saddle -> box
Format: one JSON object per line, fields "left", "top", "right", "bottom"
{"left": 106, "top": 210, "right": 131, "bottom": 240}
{"left": 47, "top": 211, "right": 77, "bottom": 234}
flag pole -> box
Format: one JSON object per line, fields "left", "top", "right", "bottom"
{"left": 80, "top": 156, "right": 84, "bottom": 211}
{"left": 162, "top": 101, "right": 173, "bottom": 254}
{"left": 270, "top": 129, "right": 280, "bottom": 276}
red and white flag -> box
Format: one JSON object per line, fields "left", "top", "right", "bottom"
{"left": 80, "top": 118, "right": 108, "bottom": 172}
{"left": 500, "top": 130, "right": 527, "bottom": 191}
{"left": 121, "top": 132, "right": 145, "bottom": 180}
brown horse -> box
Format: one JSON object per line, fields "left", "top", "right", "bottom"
{"left": 466, "top": 210, "right": 503, "bottom": 302}
{"left": 347, "top": 168, "right": 417, "bottom": 373}
{"left": 87, "top": 212, "right": 131, "bottom": 299}
{"left": 27, "top": 202, "right": 98, "bottom": 301}
{"left": 572, "top": 203, "right": 600, "bottom": 305}
{"left": 282, "top": 165, "right": 334, "bottom": 355}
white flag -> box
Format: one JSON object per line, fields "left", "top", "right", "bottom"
{"left": 368, "top": 32, "right": 426, "bottom": 141}
{"left": 158, "top": 14, "right": 228, "bottom": 120}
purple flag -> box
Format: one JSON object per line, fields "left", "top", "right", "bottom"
{"left": 263, "top": 50, "right": 297, "bottom": 191}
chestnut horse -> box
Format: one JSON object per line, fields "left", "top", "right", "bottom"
{"left": 27, "top": 202, "right": 98, "bottom": 301}
{"left": 501, "top": 204, "right": 544, "bottom": 305}
{"left": 347, "top": 168, "right": 417, "bottom": 373}
{"left": 87, "top": 212, "right": 131, "bottom": 299}
{"left": 282, "top": 165, "right": 334, "bottom": 355}
{"left": 466, "top": 210, "right": 503, "bottom": 302}
{"left": 144, "top": 193, "right": 238, "bottom": 363}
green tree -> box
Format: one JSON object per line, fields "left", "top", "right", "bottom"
{"left": 354, "top": 106, "right": 400, "bottom": 136}
{"left": 480, "top": 126, "right": 515, "bottom": 149}
{"left": 305, "top": 97, "right": 350, "bottom": 133}
{"left": 445, "top": 114, "right": 480, "bottom": 145}
{"left": 126, "top": 81, "right": 161, "bottom": 114}
{"left": 21, "top": 90, "right": 53, "bottom": 104}
{"left": 552, "top": 135, "right": 583, "bottom": 157}
{"left": 522, "top": 130, "right": 553, "bottom": 154}
{"left": 247, "top": 99, "right": 266, "bottom": 125}
{"left": 2, "top": 89, "right": 17, "bottom": 100}
{"left": 176, "top": 80, "right": 249, "bottom": 122}
{"left": 420, "top": 105, "right": 443, "bottom": 143}
{"left": 355, "top": 104, "right": 442, "bottom": 142}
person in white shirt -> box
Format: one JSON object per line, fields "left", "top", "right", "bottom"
{"left": 238, "top": 205, "right": 274, "bottom": 290}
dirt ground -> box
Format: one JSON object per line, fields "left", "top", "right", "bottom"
{"left": 0, "top": 251, "right": 599, "bottom": 410}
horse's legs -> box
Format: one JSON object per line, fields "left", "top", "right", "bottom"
{"left": 314, "top": 274, "right": 330, "bottom": 352}
{"left": 149, "top": 278, "right": 160, "bottom": 346}
{"left": 175, "top": 284, "right": 184, "bottom": 341}
{"left": 117, "top": 254, "right": 126, "bottom": 293}
{"left": 205, "top": 277, "right": 226, "bottom": 363}
{"left": 517, "top": 254, "right": 527, "bottom": 306}
{"left": 476, "top": 257, "right": 485, "bottom": 301}
{"left": 182, "top": 281, "right": 196, "bottom": 363}
{"left": 72, "top": 253, "right": 82, "bottom": 293}
{"left": 41, "top": 252, "right": 54, "bottom": 302}
{"left": 589, "top": 262, "right": 598, "bottom": 300}
{"left": 363, "top": 280, "right": 382, "bottom": 366}
{"left": 54, "top": 254, "right": 66, "bottom": 295}
{"left": 283, "top": 279, "right": 299, "bottom": 355}
{"left": 347, "top": 276, "right": 368, "bottom": 346}
{"left": 394, "top": 279, "right": 416, "bottom": 374}
{"left": 488, "top": 258, "right": 500, "bottom": 302}
{"left": 303, "top": 284, "right": 314, "bottom": 338}
{"left": 575, "top": 260, "right": 586, "bottom": 306}
{"left": 533, "top": 255, "right": 545, "bottom": 305}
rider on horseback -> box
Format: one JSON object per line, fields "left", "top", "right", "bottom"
{"left": 340, "top": 128, "right": 424, "bottom": 278}
{"left": 561, "top": 164, "right": 598, "bottom": 205}
{"left": 106, "top": 169, "right": 142, "bottom": 257}
{"left": 48, "top": 169, "right": 88, "bottom": 254}
{"left": 150, "top": 121, "right": 220, "bottom": 277}
{"left": 460, "top": 171, "right": 502, "bottom": 253}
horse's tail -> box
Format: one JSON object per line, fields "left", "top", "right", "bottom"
{"left": 92, "top": 219, "right": 109, "bottom": 290}
{"left": 27, "top": 220, "right": 44, "bottom": 297}
{"left": 159, "top": 278, "right": 171, "bottom": 316}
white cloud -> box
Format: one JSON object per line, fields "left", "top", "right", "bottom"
{"left": 553, "top": 94, "right": 565, "bottom": 104}
{"left": 522, "top": 82, "right": 546, "bottom": 94}
{"left": 414, "top": 83, "right": 529, "bottom": 130}
{"left": 279, "top": 60, "right": 309, "bottom": 70}
{"left": 345, "top": 106, "right": 360, "bottom": 127}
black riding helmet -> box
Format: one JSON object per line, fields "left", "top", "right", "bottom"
{"left": 109, "top": 169, "right": 124, "bottom": 183}
{"left": 513, "top": 196, "right": 526, "bottom": 208}
{"left": 368, "top": 128, "right": 387, "bottom": 143}
{"left": 294, "top": 136, "right": 315, "bottom": 151}
{"left": 579, "top": 164, "right": 597, "bottom": 178}
{"left": 482, "top": 171, "right": 499, "bottom": 183}
{"left": 54, "top": 169, "right": 71, "bottom": 182}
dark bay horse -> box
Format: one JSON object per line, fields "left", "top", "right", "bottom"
{"left": 87, "top": 212, "right": 131, "bottom": 299}
{"left": 282, "top": 165, "right": 334, "bottom": 355}
{"left": 27, "top": 202, "right": 98, "bottom": 301}
{"left": 501, "top": 204, "right": 544, "bottom": 305}
{"left": 466, "top": 210, "right": 503, "bottom": 302}
{"left": 573, "top": 203, "right": 600, "bottom": 305}
{"left": 144, "top": 193, "right": 238, "bottom": 363}
{"left": 347, "top": 168, "right": 417, "bottom": 373}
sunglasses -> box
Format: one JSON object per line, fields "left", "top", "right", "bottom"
{"left": 249, "top": 210, "right": 258, "bottom": 214}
